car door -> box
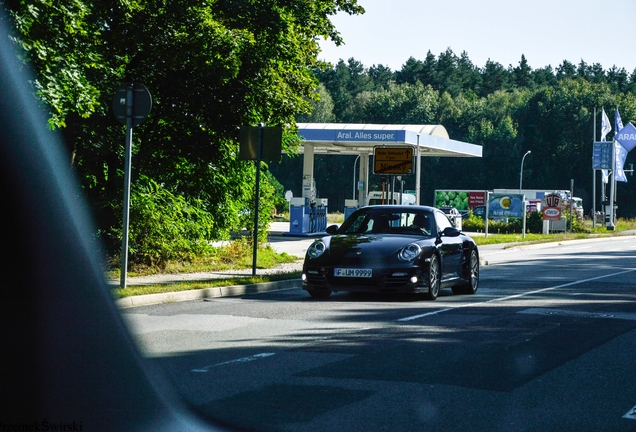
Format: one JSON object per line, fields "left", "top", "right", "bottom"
{"left": 434, "top": 210, "right": 463, "bottom": 281}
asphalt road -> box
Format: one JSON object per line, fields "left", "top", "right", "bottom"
{"left": 121, "top": 236, "right": 636, "bottom": 432}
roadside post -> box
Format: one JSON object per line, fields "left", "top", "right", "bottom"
{"left": 485, "top": 191, "right": 490, "bottom": 238}
{"left": 239, "top": 125, "right": 282, "bottom": 276}
{"left": 112, "top": 82, "right": 152, "bottom": 289}
{"left": 522, "top": 194, "right": 527, "bottom": 239}
{"left": 570, "top": 179, "right": 574, "bottom": 232}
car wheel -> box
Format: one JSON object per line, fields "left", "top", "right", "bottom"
{"left": 453, "top": 248, "right": 479, "bottom": 295}
{"left": 307, "top": 289, "right": 332, "bottom": 299}
{"left": 424, "top": 254, "right": 440, "bottom": 300}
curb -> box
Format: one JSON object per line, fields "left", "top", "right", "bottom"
{"left": 116, "top": 278, "right": 301, "bottom": 309}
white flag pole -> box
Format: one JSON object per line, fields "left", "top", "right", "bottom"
{"left": 593, "top": 107, "right": 596, "bottom": 228}
{"left": 608, "top": 143, "right": 616, "bottom": 230}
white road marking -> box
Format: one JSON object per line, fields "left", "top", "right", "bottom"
{"left": 518, "top": 308, "right": 636, "bottom": 321}
{"left": 397, "top": 268, "right": 636, "bottom": 322}
{"left": 623, "top": 405, "right": 636, "bottom": 420}
{"left": 191, "top": 352, "right": 275, "bottom": 372}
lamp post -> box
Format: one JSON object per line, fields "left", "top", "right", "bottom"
{"left": 519, "top": 150, "right": 531, "bottom": 193}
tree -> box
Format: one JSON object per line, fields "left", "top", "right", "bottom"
{"left": 512, "top": 55, "right": 533, "bottom": 88}
{"left": 395, "top": 51, "right": 437, "bottom": 88}
{"left": 368, "top": 63, "right": 394, "bottom": 90}
{"left": 420, "top": 51, "right": 438, "bottom": 88}
{"left": 479, "top": 59, "right": 509, "bottom": 96}
{"left": 317, "top": 57, "right": 375, "bottom": 122}
{"left": 556, "top": 60, "right": 577, "bottom": 80}
{"left": 3, "top": 0, "right": 108, "bottom": 161}
{"left": 532, "top": 65, "right": 557, "bottom": 87}
{"left": 607, "top": 66, "right": 629, "bottom": 93}
{"left": 435, "top": 48, "right": 459, "bottom": 96}
{"left": 296, "top": 83, "right": 336, "bottom": 123}
{"left": 456, "top": 51, "right": 481, "bottom": 93}
{"left": 395, "top": 56, "right": 424, "bottom": 85}
{"left": 355, "top": 81, "right": 439, "bottom": 124}
{"left": 6, "top": 0, "right": 364, "bottom": 254}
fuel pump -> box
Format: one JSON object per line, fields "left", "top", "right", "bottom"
{"left": 288, "top": 179, "right": 328, "bottom": 234}
{"left": 344, "top": 199, "right": 358, "bottom": 219}
{"left": 289, "top": 197, "right": 309, "bottom": 234}
{"left": 313, "top": 198, "right": 328, "bottom": 232}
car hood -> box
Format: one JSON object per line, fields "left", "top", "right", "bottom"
{"left": 325, "top": 234, "right": 428, "bottom": 259}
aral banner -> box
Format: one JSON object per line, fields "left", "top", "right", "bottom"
{"left": 488, "top": 194, "right": 524, "bottom": 218}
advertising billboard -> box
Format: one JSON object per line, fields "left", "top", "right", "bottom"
{"left": 434, "top": 190, "right": 487, "bottom": 211}
{"left": 488, "top": 194, "right": 524, "bottom": 218}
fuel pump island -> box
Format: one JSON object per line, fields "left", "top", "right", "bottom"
{"left": 284, "top": 123, "right": 482, "bottom": 236}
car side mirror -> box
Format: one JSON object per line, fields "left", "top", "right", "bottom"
{"left": 326, "top": 224, "right": 338, "bottom": 235}
{"left": 442, "top": 226, "right": 461, "bottom": 237}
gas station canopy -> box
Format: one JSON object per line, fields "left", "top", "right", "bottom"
{"left": 296, "top": 123, "right": 482, "bottom": 157}
{"left": 285, "top": 123, "right": 483, "bottom": 235}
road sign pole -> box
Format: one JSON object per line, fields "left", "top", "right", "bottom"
{"left": 112, "top": 82, "right": 152, "bottom": 289}
{"left": 252, "top": 125, "right": 263, "bottom": 276}
{"left": 120, "top": 84, "right": 134, "bottom": 288}
{"left": 592, "top": 169, "right": 596, "bottom": 228}
{"left": 608, "top": 143, "right": 616, "bottom": 230}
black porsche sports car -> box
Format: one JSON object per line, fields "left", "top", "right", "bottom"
{"left": 302, "top": 205, "right": 479, "bottom": 300}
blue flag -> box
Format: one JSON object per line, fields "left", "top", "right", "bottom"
{"left": 615, "top": 106, "right": 624, "bottom": 138}
{"left": 615, "top": 141, "right": 628, "bottom": 182}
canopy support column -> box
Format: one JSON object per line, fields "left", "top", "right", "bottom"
{"left": 359, "top": 152, "right": 370, "bottom": 206}
{"left": 415, "top": 135, "right": 421, "bottom": 205}
{"left": 302, "top": 143, "right": 315, "bottom": 201}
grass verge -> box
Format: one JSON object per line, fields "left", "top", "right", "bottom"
{"left": 472, "top": 232, "right": 597, "bottom": 246}
{"left": 113, "top": 271, "right": 302, "bottom": 299}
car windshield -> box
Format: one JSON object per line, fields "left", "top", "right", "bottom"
{"left": 339, "top": 208, "right": 436, "bottom": 237}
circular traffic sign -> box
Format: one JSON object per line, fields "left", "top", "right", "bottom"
{"left": 112, "top": 82, "right": 152, "bottom": 126}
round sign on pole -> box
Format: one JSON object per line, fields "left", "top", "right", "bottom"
{"left": 112, "top": 82, "right": 152, "bottom": 126}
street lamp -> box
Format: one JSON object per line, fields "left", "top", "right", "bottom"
{"left": 519, "top": 150, "right": 531, "bottom": 193}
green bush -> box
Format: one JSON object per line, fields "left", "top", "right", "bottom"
{"left": 113, "top": 176, "right": 216, "bottom": 267}
{"left": 526, "top": 211, "right": 544, "bottom": 233}
{"left": 236, "top": 168, "right": 277, "bottom": 242}
{"left": 462, "top": 213, "right": 485, "bottom": 232}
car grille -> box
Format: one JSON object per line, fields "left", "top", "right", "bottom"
{"left": 384, "top": 274, "right": 410, "bottom": 287}
{"left": 306, "top": 271, "right": 413, "bottom": 291}
{"left": 305, "top": 273, "right": 330, "bottom": 287}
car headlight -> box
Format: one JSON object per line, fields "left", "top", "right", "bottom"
{"left": 307, "top": 240, "right": 326, "bottom": 259}
{"left": 398, "top": 243, "right": 421, "bottom": 261}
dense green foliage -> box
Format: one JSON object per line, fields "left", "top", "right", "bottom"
{"left": 271, "top": 51, "right": 636, "bottom": 217}
{"left": 110, "top": 176, "right": 216, "bottom": 266}
{"left": 6, "top": 0, "right": 636, "bottom": 269}
{"left": 4, "top": 0, "right": 363, "bottom": 263}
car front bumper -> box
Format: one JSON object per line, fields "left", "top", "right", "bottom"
{"left": 302, "top": 265, "right": 430, "bottom": 294}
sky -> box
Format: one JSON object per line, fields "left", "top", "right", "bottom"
{"left": 318, "top": 0, "right": 636, "bottom": 73}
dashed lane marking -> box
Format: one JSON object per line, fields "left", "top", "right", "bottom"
{"left": 623, "top": 405, "right": 636, "bottom": 420}
{"left": 191, "top": 352, "right": 275, "bottom": 372}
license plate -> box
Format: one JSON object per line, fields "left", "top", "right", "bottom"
{"left": 334, "top": 268, "right": 372, "bottom": 278}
